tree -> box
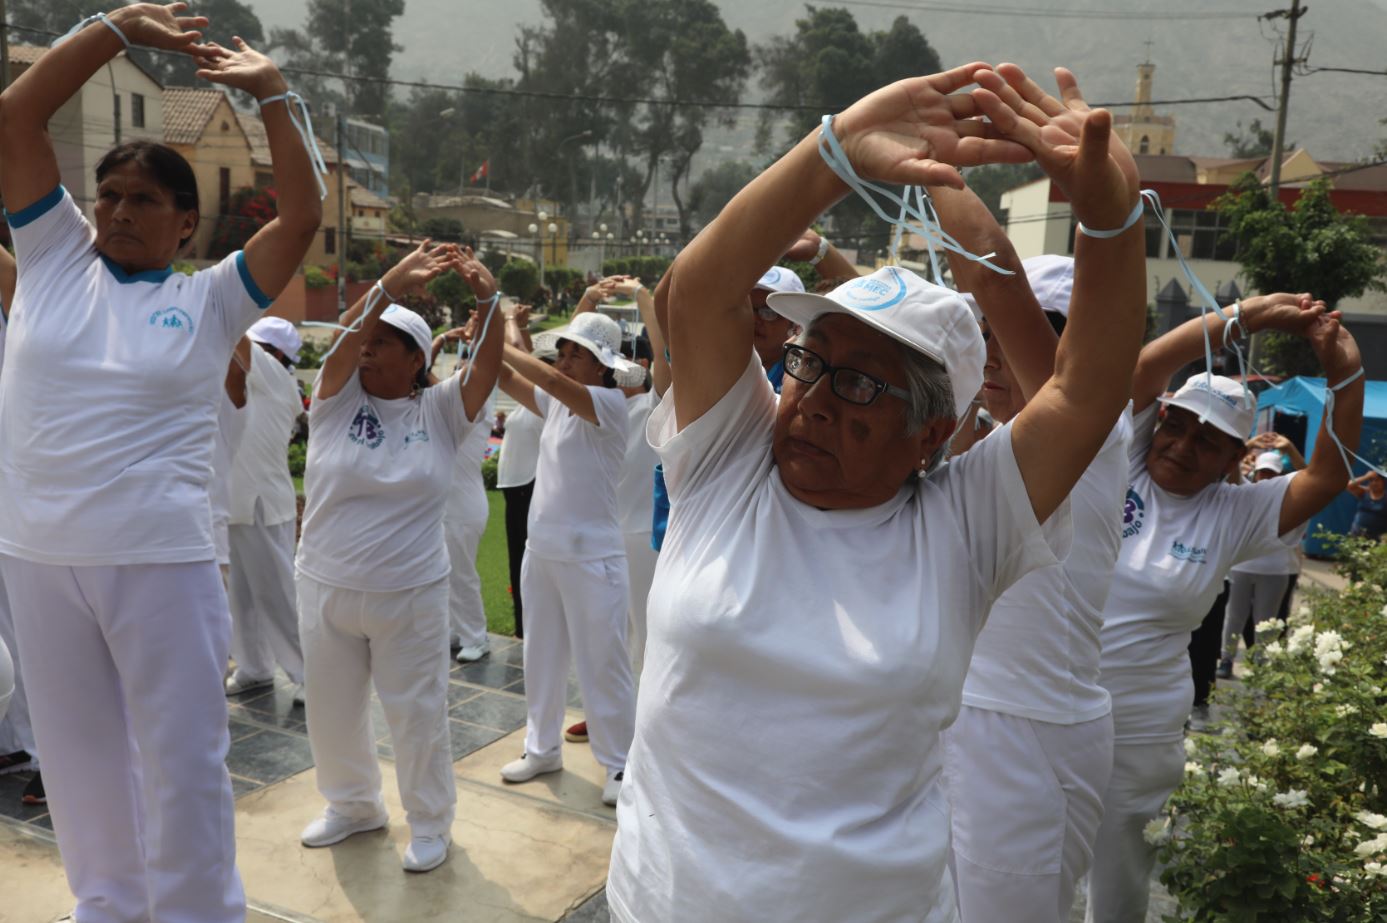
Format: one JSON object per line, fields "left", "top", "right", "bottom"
{"left": 420, "top": 217, "right": 465, "bottom": 243}
{"left": 1213, "top": 174, "right": 1387, "bottom": 375}
{"left": 688, "top": 160, "right": 759, "bottom": 228}
{"left": 269, "top": 0, "right": 404, "bottom": 123}
{"left": 757, "top": 10, "right": 943, "bottom": 255}
{"left": 1223, "top": 119, "right": 1277, "bottom": 159}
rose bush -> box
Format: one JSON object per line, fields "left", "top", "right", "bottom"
{"left": 1156, "top": 535, "right": 1387, "bottom": 921}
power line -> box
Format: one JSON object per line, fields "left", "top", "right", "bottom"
{"left": 1303, "top": 65, "right": 1387, "bottom": 78}
{"left": 834, "top": 0, "right": 1254, "bottom": 20}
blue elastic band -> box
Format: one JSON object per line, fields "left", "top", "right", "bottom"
{"left": 460, "top": 293, "right": 502, "bottom": 389}
{"left": 817, "top": 115, "right": 1013, "bottom": 278}
{"left": 53, "top": 12, "right": 130, "bottom": 49}
{"left": 258, "top": 92, "right": 330, "bottom": 200}
{"left": 1076, "top": 198, "right": 1146, "bottom": 239}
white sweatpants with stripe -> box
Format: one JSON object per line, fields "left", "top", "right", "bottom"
{"left": 1083, "top": 737, "right": 1186, "bottom": 923}
{"left": 227, "top": 500, "right": 304, "bottom": 684}
{"left": 622, "top": 531, "right": 658, "bottom": 682}
{"left": 520, "top": 551, "right": 636, "bottom": 773}
{"left": 445, "top": 515, "right": 488, "bottom": 650}
{"left": 0, "top": 568, "right": 36, "bottom": 756}
{"left": 943, "top": 707, "right": 1114, "bottom": 923}
{"left": 0, "top": 555, "right": 244, "bottom": 923}
{"left": 298, "top": 574, "right": 456, "bottom": 836}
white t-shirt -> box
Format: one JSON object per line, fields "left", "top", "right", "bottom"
{"left": 229, "top": 343, "right": 302, "bottom": 528}
{"left": 616, "top": 390, "right": 658, "bottom": 536}
{"left": 607, "top": 354, "right": 1071, "bottom": 923}
{"left": 446, "top": 396, "right": 494, "bottom": 530}
{"left": 0, "top": 186, "right": 270, "bottom": 565}
{"left": 211, "top": 392, "right": 247, "bottom": 565}
{"left": 962, "top": 409, "right": 1133, "bottom": 725}
{"left": 1100, "top": 403, "right": 1296, "bottom": 743}
{"left": 495, "top": 404, "right": 543, "bottom": 489}
{"left": 296, "top": 370, "right": 477, "bottom": 592}
{"left": 524, "top": 386, "right": 627, "bottom": 562}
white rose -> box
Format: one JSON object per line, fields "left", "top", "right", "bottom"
{"left": 1142, "top": 817, "right": 1172, "bottom": 846}
{"left": 1273, "top": 789, "right": 1310, "bottom": 809}
{"left": 1246, "top": 774, "right": 1269, "bottom": 793}
{"left": 1370, "top": 723, "right": 1387, "bottom": 739}
{"left": 1318, "top": 649, "right": 1343, "bottom": 673}
{"left": 1314, "top": 630, "right": 1346, "bottom": 657}
{"left": 1287, "top": 625, "right": 1315, "bottom": 654}
{"left": 1336, "top": 704, "right": 1360, "bottom": 718}
{"left": 1297, "top": 744, "right": 1319, "bottom": 759}
{"left": 1261, "top": 739, "right": 1281, "bottom": 757}
{"left": 1312, "top": 682, "right": 1324, "bottom": 693}
{"left": 1263, "top": 640, "right": 1284, "bottom": 657}
{"left": 1184, "top": 737, "right": 1197, "bottom": 756}
{"left": 1354, "top": 834, "right": 1387, "bottom": 858}
{"left": 1356, "top": 811, "right": 1387, "bottom": 831}
{"left": 1184, "top": 761, "right": 1206, "bottom": 778}
{"left": 1366, "top": 861, "right": 1387, "bottom": 878}
{"left": 1217, "top": 767, "right": 1242, "bottom": 787}
{"left": 1303, "top": 835, "right": 1316, "bottom": 847}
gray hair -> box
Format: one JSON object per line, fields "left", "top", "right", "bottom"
{"left": 895, "top": 340, "right": 956, "bottom": 475}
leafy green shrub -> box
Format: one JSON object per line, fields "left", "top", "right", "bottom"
{"left": 481, "top": 455, "right": 499, "bottom": 491}
{"left": 304, "top": 264, "right": 333, "bottom": 290}
{"left": 1157, "top": 534, "right": 1387, "bottom": 920}
{"left": 498, "top": 260, "right": 541, "bottom": 301}
{"left": 287, "top": 442, "right": 307, "bottom": 478}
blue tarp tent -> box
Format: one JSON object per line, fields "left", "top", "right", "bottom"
{"left": 1254, "top": 376, "right": 1387, "bottom": 556}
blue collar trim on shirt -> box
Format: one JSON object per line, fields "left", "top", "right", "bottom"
{"left": 3, "top": 185, "right": 66, "bottom": 229}
{"left": 100, "top": 254, "right": 173, "bottom": 285}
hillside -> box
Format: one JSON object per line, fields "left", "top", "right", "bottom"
{"left": 249, "top": 0, "right": 1387, "bottom": 164}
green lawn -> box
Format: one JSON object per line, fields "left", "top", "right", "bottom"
{"left": 478, "top": 489, "right": 518, "bottom": 636}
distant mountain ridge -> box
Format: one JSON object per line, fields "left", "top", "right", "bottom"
{"left": 250, "top": 0, "right": 1387, "bottom": 163}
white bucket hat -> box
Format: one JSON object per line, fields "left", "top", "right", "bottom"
{"left": 1254, "top": 450, "right": 1285, "bottom": 474}
{"left": 767, "top": 266, "right": 983, "bottom": 418}
{"left": 247, "top": 316, "right": 302, "bottom": 364}
{"left": 378, "top": 304, "right": 434, "bottom": 357}
{"left": 1022, "top": 254, "right": 1074, "bottom": 318}
{"left": 535, "top": 312, "right": 646, "bottom": 388}
{"left": 1159, "top": 373, "right": 1256, "bottom": 441}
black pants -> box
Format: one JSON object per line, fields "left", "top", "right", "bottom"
{"left": 1188, "top": 580, "right": 1230, "bottom": 708}
{"left": 501, "top": 482, "right": 535, "bottom": 638}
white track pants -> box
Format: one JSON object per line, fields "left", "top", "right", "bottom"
{"left": 228, "top": 502, "right": 303, "bottom": 684}
{"left": 943, "top": 707, "right": 1113, "bottom": 923}
{"left": 446, "top": 516, "right": 488, "bottom": 650}
{"left": 1222, "top": 571, "right": 1291, "bottom": 659}
{"left": 622, "top": 531, "right": 658, "bottom": 682}
{"left": 0, "top": 555, "right": 244, "bottom": 923}
{"left": 520, "top": 552, "right": 635, "bottom": 773}
{"left": 1083, "top": 738, "right": 1185, "bottom": 923}
{"left": 298, "top": 574, "right": 456, "bottom": 837}
{"left": 0, "top": 569, "right": 36, "bottom": 756}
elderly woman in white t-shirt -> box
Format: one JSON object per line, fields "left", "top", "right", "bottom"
{"left": 294, "top": 243, "right": 502, "bottom": 874}
{"left": 1085, "top": 296, "right": 1363, "bottom": 921}
{"left": 0, "top": 10, "right": 320, "bottom": 919}
{"left": 606, "top": 62, "right": 1150, "bottom": 922}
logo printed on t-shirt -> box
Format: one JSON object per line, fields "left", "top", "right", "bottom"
{"left": 148, "top": 307, "right": 195, "bottom": 334}
{"left": 403, "top": 428, "right": 429, "bottom": 445}
{"left": 1168, "top": 540, "right": 1208, "bottom": 564}
{"left": 348, "top": 404, "right": 385, "bottom": 449}
{"left": 1122, "top": 487, "right": 1146, "bottom": 539}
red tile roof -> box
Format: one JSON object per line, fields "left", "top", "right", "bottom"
{"left": 162, "top": 87, "right": 227, "bottom": 145}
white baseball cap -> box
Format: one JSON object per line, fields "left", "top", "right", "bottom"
{"left": 1159, "top": 373, "right": 1256, "bottom": 441}
{"left": 767, "top": 266, "right": 983, "bottom": 418}
{"left": 247, "top": 316, "right": 302, "bottom": 364}
{"left": 378, "top": 304, "right": 434, "bottom": 356}
{"left": 1254, "top": 450, "right": 1285, "bottom": 474}
{"left": 535, "top": 312, "right": 646, "bottom": 388}
{"left": 754, "top": 266, "right": 806, "bottom": 296}
{"left": 1022, "top": 254, "right": 1074, "bottom": 318}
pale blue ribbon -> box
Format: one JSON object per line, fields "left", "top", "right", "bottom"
{"left": 303, "top": 280, "right": 390, "bottom": 364}
{"left": 460, "top": 293, "right": 502, "bottom": 389}
{"left": 53, "top": 12, "right": 131, "bottom": 49}
{"left": 258, "top": 92, "right": 330, "bottom": 200}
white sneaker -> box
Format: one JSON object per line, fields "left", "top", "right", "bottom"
{"left": 225, "top": 671, "right": 275, "bottom": 696}
{"left": 291, "top": 684, "right": 306, "bottom": 706}
{"left": 500, "top": 752, "right": 562, "bottom": 783}
{"left": 300, "top": 807, "right": 389, "bottom": 847}
{"left": 602, "top": 770, "right": 624, "bottom": 807}
{"left": 455, "top": 641, "right": 490, "bottom": 663}
{"left": 402, "top": 833, "right": 450, "bottom": 872}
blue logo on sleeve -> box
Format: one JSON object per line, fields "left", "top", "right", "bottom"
{"left": 149, "top": 307, "right": 194, "bottom": 333}
{"left": 1121, "top": 487, "right": 1146, "bottom": 539}
{"left": 348, "top": 405, "right": 385, "bottom": 449}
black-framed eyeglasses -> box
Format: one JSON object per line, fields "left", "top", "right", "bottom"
{"left": 781, "top": 343, "right": 911, "bottom": 406}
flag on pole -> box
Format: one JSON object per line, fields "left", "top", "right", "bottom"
{"left": 470, "top": 160, "right": 489, "bottom": 185}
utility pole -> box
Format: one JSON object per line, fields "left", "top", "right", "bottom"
{"left": 1266, "top": 0, "right": 1308, "bottom": 198}
{"left": 335, "top": 106, "right": 347, "bottom": 317}
{"left": 1, "top": 0, "right": 11, "bottom": 93}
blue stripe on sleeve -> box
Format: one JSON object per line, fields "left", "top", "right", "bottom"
{"left": 235, "top": 251, "right": 273, "bottom": 310}
{"left": 4, "top": 186, "right": 66, "bottom": 229}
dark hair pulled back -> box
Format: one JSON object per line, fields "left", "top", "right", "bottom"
{"left": 95, "top": 141, "right": 201, "bottom": 247}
